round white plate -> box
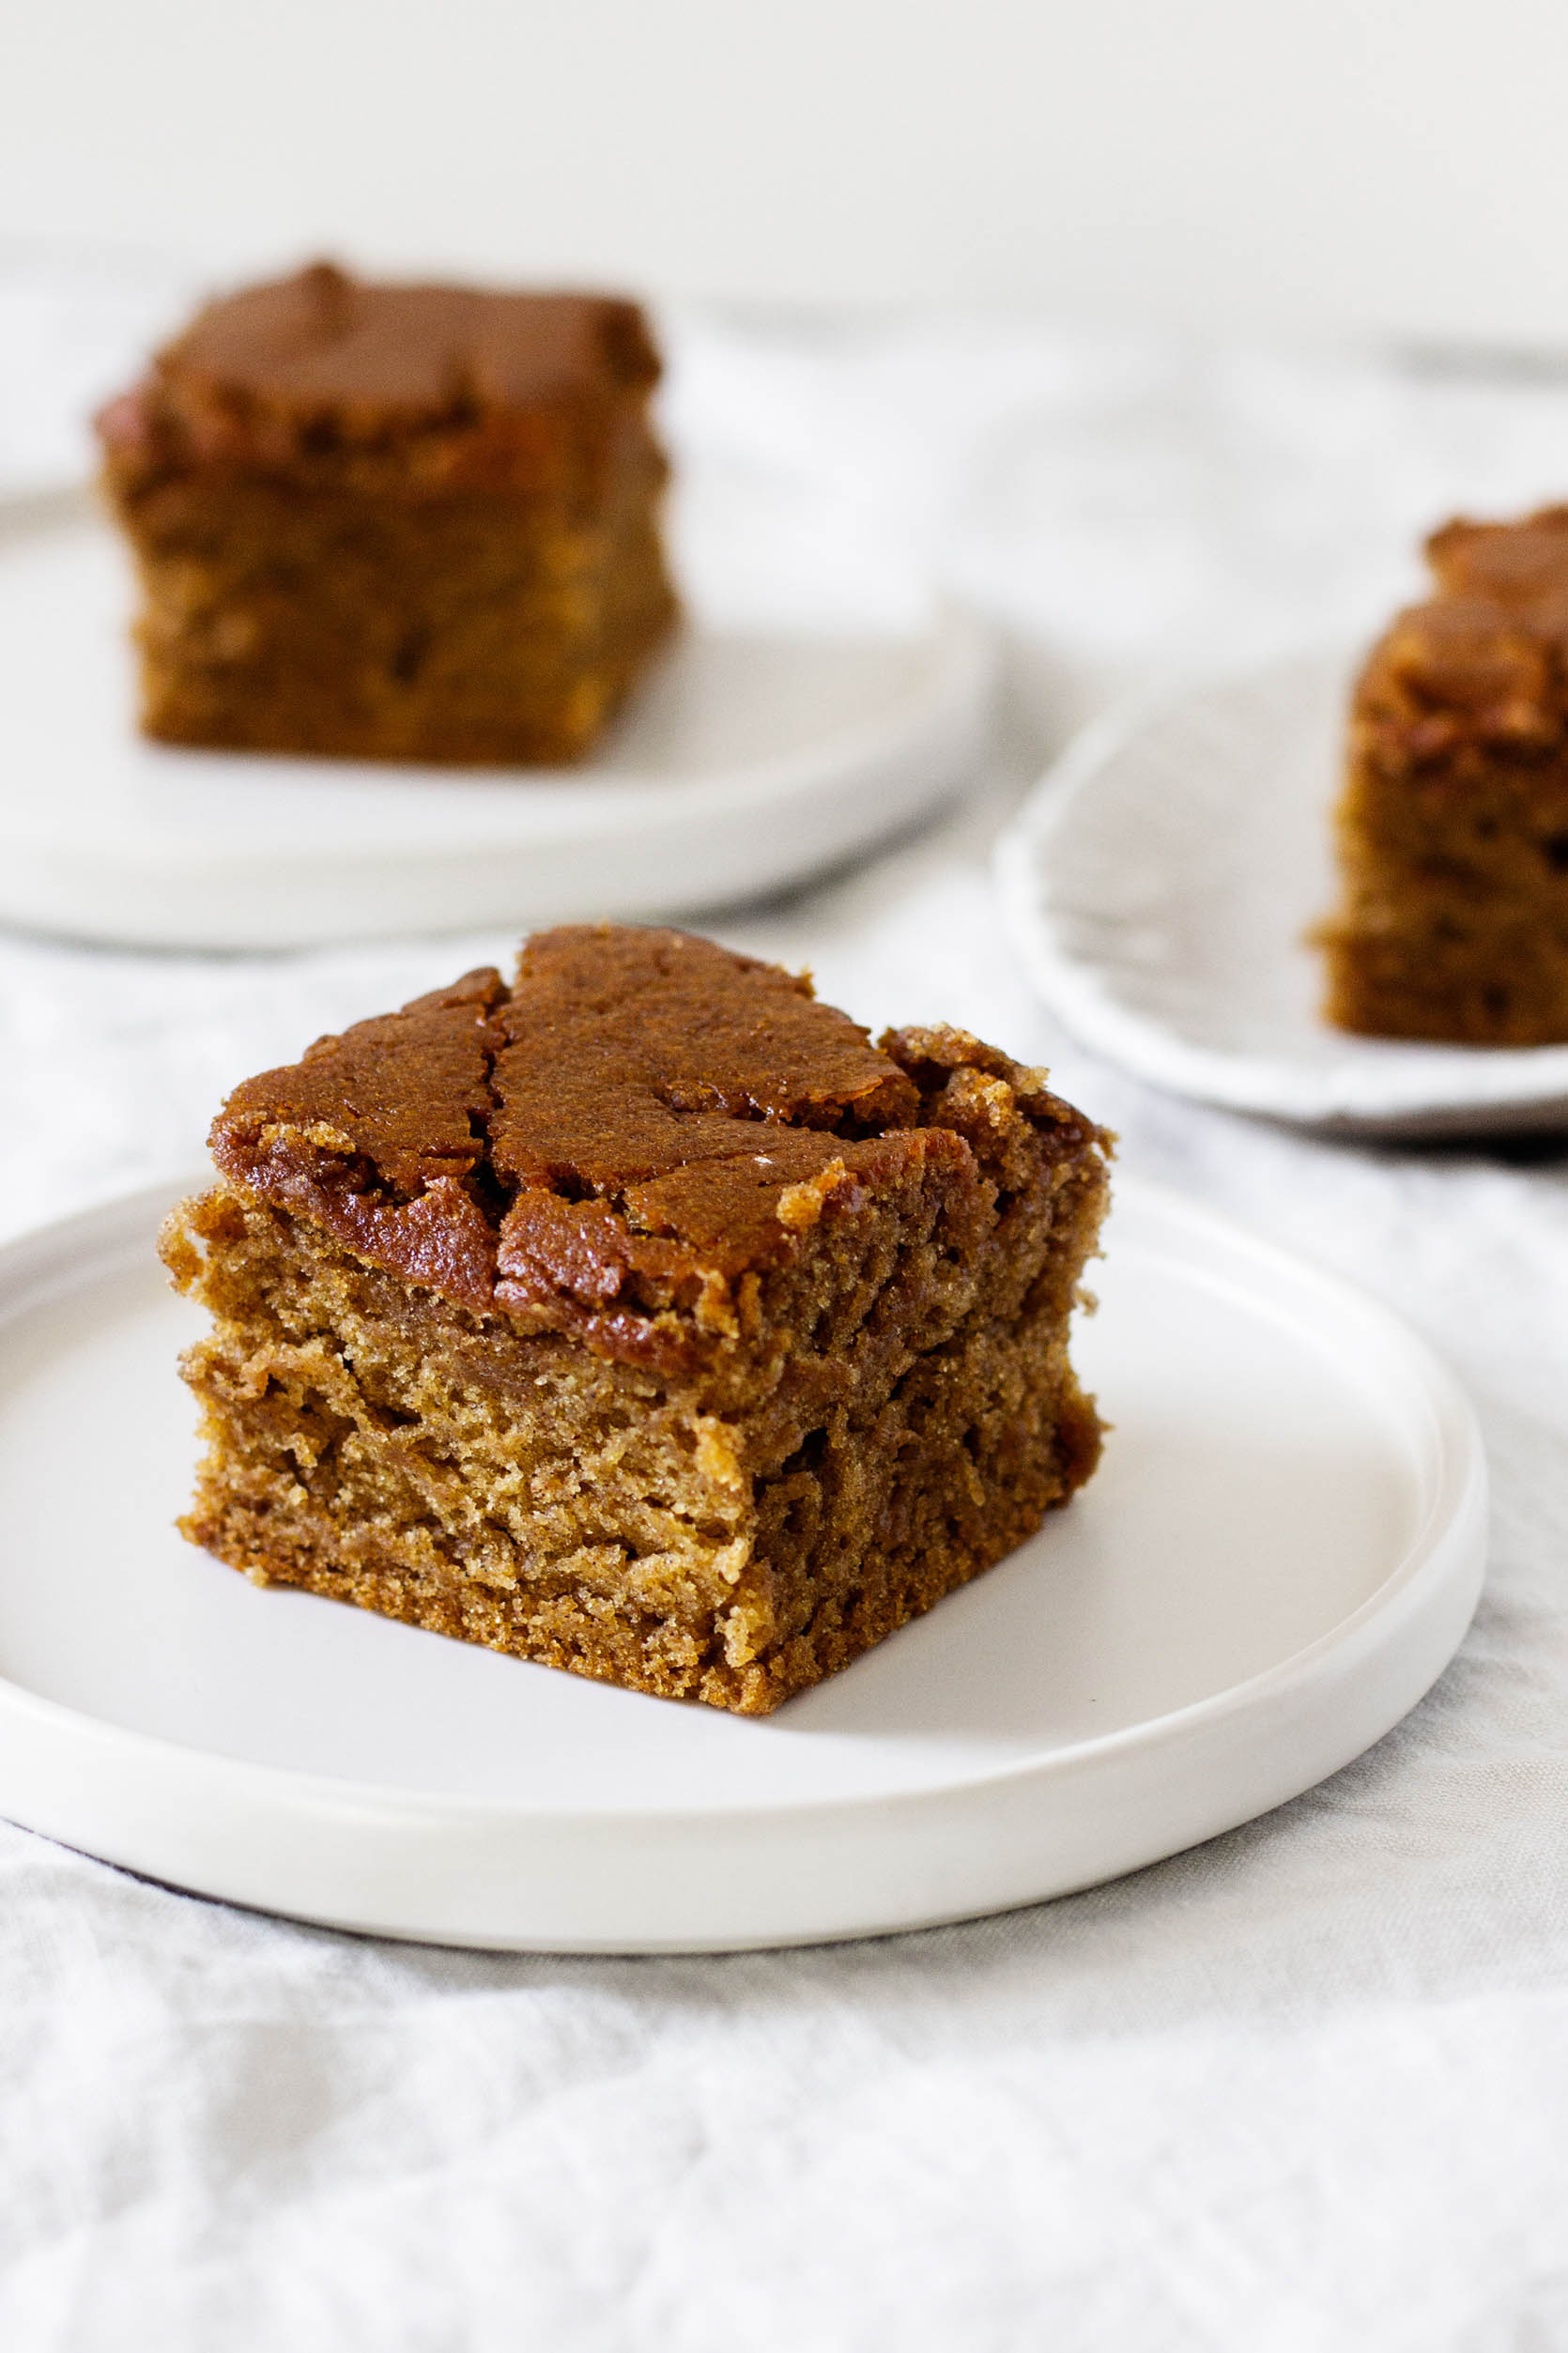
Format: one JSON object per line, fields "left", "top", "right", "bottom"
{"left": 0, "top": 506, "right": 992, "bottom": 950}
{"left": 0, "top": 1176, "right": 1483, "bottom": 1953}
{"left": 995, "top": 651, "right": 1568, "bottom": 1137}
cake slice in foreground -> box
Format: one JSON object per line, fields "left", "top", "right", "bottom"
{"left": 161, "top": 927, "right": 1112, "bottom": 1715}
{"left": 1320, "top": 505, "right": 1568, "bottom": 1044}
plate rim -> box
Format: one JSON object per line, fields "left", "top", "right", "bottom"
{"left": 993, "top": 646, "right": 1568, "bottom": 1137}
{"left": 0, "top": 1173, "right": 1485, "bottom": 1890}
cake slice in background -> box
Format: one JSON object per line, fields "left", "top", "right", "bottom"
{"left": 1320, "top": 506, "right": 1568, "bottom": 1044}
{"left": 96, "top": 262, "right": 679, "bottom": 765}
{"left": 160, "top": 926, "right": 1111, "bottom": 1715}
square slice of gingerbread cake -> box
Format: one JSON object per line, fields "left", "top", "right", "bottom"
{"left": 97, "top": 262, "right": 678, "bottom": 766}
{"left": 161, "top": 926, "right": 1111, "bottom": 1715}
{"left": 1321, "top": 505, "right": 1568, "bottom": 1043}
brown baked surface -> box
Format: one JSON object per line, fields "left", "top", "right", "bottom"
{"left": 162, "top": 925, "right": 1113, "bottom": 1715}
{"left": 97, "top": 262, "right": 678, "bottom": 765}
{"left": 1320, "top": 506, "right": 1568, "bottom": 1043}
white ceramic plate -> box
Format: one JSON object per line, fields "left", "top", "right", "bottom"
{"left": 0, "top": 1176, "right": 1483, "bottom": 1953}
{"left": 0, "top": 505, "right": 992, "bottom": 950}
{"left": 995, "top": 651, "right": 1568, "bottom": 1137}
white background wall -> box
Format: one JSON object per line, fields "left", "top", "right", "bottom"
{"left": 6, "top": 0, "right": 1568, "bottom": 346}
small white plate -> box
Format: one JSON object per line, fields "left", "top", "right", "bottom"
{"left": 0, "top": 506, "right": 992, "bottom": 950}
{"left": 995, "top": 651, "right": 1568, "bottom": 1137}
{"left": 0, "top": 1176, "right": 1483, "bottom": 1953}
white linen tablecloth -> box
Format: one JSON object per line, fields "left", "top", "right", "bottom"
{"left": 3, "top": 264, "right": 1568, "bottom": 2349}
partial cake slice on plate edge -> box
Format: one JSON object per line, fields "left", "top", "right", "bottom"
{"left": 995, "top": 646, "right": 1568, "bottom": 1139}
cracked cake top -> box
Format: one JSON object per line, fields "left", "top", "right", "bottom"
{"left": 209, "top": 925, "right": 1105, "bottom": 1366}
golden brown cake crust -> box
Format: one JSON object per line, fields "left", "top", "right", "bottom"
{"left": 98, "top": 261, "right": 660, "bottom": 496}
{"left": 153, "top": 265, "right": 655, "bottom": 413}
{"left": 1320, "top": 506, "right": 1568, "bottom": 1044}
{"left": 209, "top": 926, "right": 1105, "bottom": 1371}
{"left": 172, "top": 926, "right": 1114, "bottom": 1714}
